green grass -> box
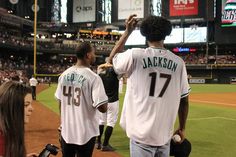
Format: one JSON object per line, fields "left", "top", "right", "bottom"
{"left": 37, "top": 84, "right": 59, "bottom": 115}
{"left": 38, "top": 84, "right": 236, "bottom": 157}
{"left": 190, "top": 84, "right": 236, "bottom": 93}
{"left": 187, "top": 103, "right": 236, "bottom": 157}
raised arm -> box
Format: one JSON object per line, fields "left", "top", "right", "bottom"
{"left": 107, "top": 14, "right": 138, "bottom": 64}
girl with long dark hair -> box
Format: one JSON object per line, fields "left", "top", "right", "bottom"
{"left": 0, "top": 81, "right": 37, "bottom": 157}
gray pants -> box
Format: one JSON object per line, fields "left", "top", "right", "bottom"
{"left": 130, "top": 140, "right": 170, "bottom": 157}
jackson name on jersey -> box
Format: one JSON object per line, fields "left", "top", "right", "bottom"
{"left": 143, "top": 56, "right": 178, "bottom": 72}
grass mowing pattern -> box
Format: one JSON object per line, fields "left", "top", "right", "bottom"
{"left": 37, "top": 84, "right": 59, "bottom": 115}
{"left": 190, "top": 84, "right": 236, "bottom": 93}
{"left": 38, "top": 84, "right": 236, "bottom": 157}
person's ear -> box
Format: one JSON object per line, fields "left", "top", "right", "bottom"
{"left": 86, "top": 52, "right": 92, "bottom": 60}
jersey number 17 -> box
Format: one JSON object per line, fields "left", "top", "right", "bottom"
{"left": 149, "top": 72, "right": 171, "bottom": 97}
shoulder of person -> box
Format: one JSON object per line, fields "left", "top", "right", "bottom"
{"left": 167, "top": 50, "right": 185, "bottom": 65}
{"left": 131, "top": 48, "right": 144, "bottom": 52}
{"left": 83, "top": 68, "right": 100, "bottom": 80}
{"left": 60, "top": 66, "right": 74, "bottom": 76}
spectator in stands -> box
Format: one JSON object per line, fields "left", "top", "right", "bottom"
{"left": 11, "top": 75, "right": 20, "bottom": 82}
{"left": 0, "top": 81, "right": 37, "bottom": 157}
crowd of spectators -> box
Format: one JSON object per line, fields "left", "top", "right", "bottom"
{"left": 1, "top": 24, "right": 236, "bottom": 85}
{"left": 0, "top": 70, "right": 28, "bottom": 85}
{"left": 0, "top": 55, "right": 74, "bottom": 84}
{"left": 0, "top": 31, "right": 32, "bottom": 48}
{"left": 37, "top": 61, "right": 73, "bottom": 74}
{"left": 0, "top": 28, "right": 76, "bottom": 51}
{"left": 0, "top": 53, "right": 235, "bottom": 85}
{"left": 0, "top": 28, "right": 117, "bottom": 53}
{"left": 213, "top": 55, "right": 236, "bottom": 64}
{"left": 0, "top": 58, "right": 30, "bottom": 85}
{"left": 0, "top": 57, "right": 31, "bottom": 70}
{"left": 180, "top": 53, "right": 208, "bottom": 64}
{"left": 179, "top": 53, "right": 236, "bottom": 65}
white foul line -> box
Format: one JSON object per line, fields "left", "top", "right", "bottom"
{"left": 190, "top": 99, "right": 236, "bottom": 107}
{"left": 188, "top": 116, "right": 236, "bottom": 121}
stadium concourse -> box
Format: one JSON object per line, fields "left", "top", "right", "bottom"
{"left": 25, "top": 84, "right": 121, "bottom": 157}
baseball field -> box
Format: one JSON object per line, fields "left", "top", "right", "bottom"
{"left": 26, "top": 84, "right": 236, "bottom": 157}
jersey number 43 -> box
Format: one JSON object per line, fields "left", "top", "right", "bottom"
{"left": 63, "top": 86, "right": 81, "bottom": 106}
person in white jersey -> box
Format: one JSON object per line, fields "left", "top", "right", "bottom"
{"left": 29, "top": 75, "right": 38, "bottom": 100}
{"left": 107, "top": 14, "right": 190, "bottom": 157}
{"left": 55, "top": 42, "right": 108, "bottom": 157}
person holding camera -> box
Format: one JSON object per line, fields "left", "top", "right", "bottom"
{"left": 0, "top": 81, "right": 38, "bottom": 157}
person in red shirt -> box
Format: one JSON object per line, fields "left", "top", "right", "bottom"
{"left": 0, "top": 130, "right": 4, "bottom": 155}
{"left": 0, "top": 81, "right": 37, "bottom": 157}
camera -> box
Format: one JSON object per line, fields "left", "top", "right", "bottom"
{"left": 39, "top": 144, "right": 59, "bottom": 157}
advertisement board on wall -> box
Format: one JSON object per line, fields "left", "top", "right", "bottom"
{"left": 189, "top": 79, "right": 206, "bottom": 84}
{"left": 164, "top": 27, "right": 206, "bottom": 44}
{"left": 231, "top": 77, "right": 236, "bottom": 84}
{"left": 221, "top": 0, "right": 236, "bottom": 27}
{"left": 169, "top": 0, "right": 198, "bottom": 16}
{"left": 118, "top": 0, "right": 144, "bottom": 20}
{"left": 162, "top": 0, "right": 206, "bottom": 23}
{"left": 184, "top": 27, "right": 207, "bottom": 43}
{"left": 73, "top": 0, "right": 96, "bottom": 23}
{"left": 215, "top": 0, "right": 236, "bottom": 44}
{"left": 164, "top": 28, "right": 184, "bottom": 44}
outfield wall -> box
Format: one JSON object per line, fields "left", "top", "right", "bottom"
{"left": 34, "top": 65, "right": 236, "bottom": 84}
{"left": 187, "top": 65, "right": 236, "bottom": 84}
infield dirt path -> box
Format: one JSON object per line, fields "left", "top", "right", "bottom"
{"left": 25, "top": 84, "right": 122, "bottom": 157}
{"left": 190, "top": 92, "right": 236, "bottom": 108}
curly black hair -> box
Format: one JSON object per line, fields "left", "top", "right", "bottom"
{"left": 140, "top": 16, "right": 172, "bottom": 42}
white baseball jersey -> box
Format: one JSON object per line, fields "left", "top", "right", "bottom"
{"left": 55, "top": 66, "right": 108, "bottom": 145}
{"left": 29, "top": 77, "right": 38, "bottom": 86}
{"left": 113, "top": 47, "right": 190, "bottom": 146}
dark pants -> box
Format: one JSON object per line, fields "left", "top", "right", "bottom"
{"left": 31, "top": 86, "right": 36, "bottom": 100}
{"left": 61, "top": 137, "right": 96, "bottom": 157}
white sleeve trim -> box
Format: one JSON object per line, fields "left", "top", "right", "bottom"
{"left": 94, "top": 100, "right": 108, "bottom": 108}
{"left": 181, "top": 88, "right": 191, "bottom": 98}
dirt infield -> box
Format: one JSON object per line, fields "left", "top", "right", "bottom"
{"left": 190, "top": 92, "right": 236, "bottom": 108}
{"left": 25, "top": 84, "right": 122, "bottom": 157}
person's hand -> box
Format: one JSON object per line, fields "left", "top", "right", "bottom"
{"left": 27, "top": 153, "right": 38, "bottom": 157}
{"left": 58, "top": 126, "right": 62, "bottom": 132}
{"left": 98, "top": 63, "right": 113, "bottom": 70}
{"left": 125, "top": 14, "right": 139, "bottom": 34}
{"left": 97, "top": 63, "right": 112, "bottom": 74}
{"left": 173, "top": 129, "right": 185, "bottom": 144}
{"left": 58, "top": 125, "right": 62, "bottom": 144}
